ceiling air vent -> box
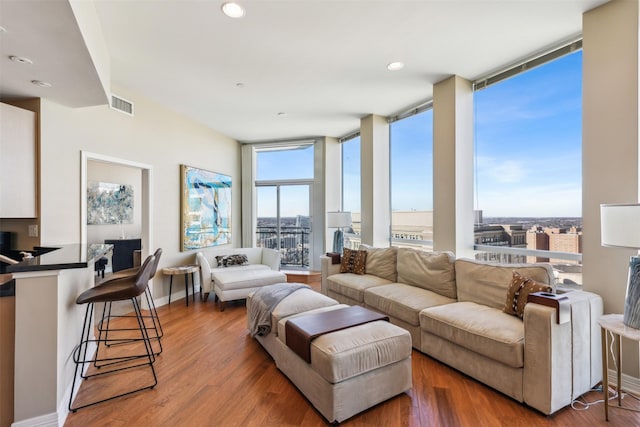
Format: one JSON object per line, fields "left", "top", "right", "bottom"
{"left": 110, "top": 94, "right": 134, "bottom": 116}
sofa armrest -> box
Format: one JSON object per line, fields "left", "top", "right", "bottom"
{"left": 523, "top": 290, "right": 603, "bottom": 415}
{"left": 320, "top": 255, "right": 341, "bottom": 295}
{"left": 261, "top": 248, "right": 281, "bottom": 270}
{"left": 196, "top": 252, "right": 213, "bottom": 294}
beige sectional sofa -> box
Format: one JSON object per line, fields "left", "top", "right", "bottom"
{"left": 320, "top": 246, "right": 603, "bottom": 415}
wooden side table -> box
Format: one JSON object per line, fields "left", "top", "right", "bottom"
{"left": 281, "top": 270, "right": 321, "bottom": 290}
{"left": 598, "top": 313, "right": 640, "bottom": 421}
{"left": 163, "top": 265, "right": 199, "bottom": 306}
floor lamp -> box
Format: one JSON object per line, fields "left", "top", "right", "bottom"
{"left": 601, "top": 203, "right": 640, "bottom": 329}
{"left": 327, "top": 211, "right": 352, "bottom": 254}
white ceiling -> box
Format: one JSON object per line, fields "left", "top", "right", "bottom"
{"left": 0, "top": 0, "right": 609, "bottom": 142}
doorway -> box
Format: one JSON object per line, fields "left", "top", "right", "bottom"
{"left": 80, "top": 151, "right": 154, "bottom": 291}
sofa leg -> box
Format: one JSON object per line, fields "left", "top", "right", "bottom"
{"left": 202, "top": 292, "right": 209, "bottom": 302}
{"left": 219, "top": 301, "right": 226, "bottom": 312}
{"left": 214, "top": 294, "right": 218, "bottom": 302}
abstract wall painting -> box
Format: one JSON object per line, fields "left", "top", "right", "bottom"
{"left": 180, "top": 165, "right": 232, "bottom": 251}
{"left": 87, "top": 181, "right": 134, "bottom": 225}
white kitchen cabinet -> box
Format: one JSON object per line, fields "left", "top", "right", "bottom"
{"left": 0, "top": 102, "right": 37, "bottom": 218}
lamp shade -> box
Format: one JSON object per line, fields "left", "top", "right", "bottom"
{"left": 327, "top": 211, "right": 352, "bottom": 228}
{"left": 601, "top": 203, "right": 640, "bottom": 249}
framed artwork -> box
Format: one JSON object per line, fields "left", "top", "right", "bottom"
{"left": 87, "top": 181, "right": 134, "bottom": 225}
{"left": 180, "top": 165, "right": 232, "bottom": 251}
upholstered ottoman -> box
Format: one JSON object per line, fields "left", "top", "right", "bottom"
{"left": 213, "top": 269, "right": 286, "bottom": 310}
{"left": 248, "top": 288, "right": 412, "bottom": 423}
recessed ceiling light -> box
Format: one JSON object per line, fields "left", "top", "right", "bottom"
{"left": 31, "top": 80, "right": 52, "bottom": 88}
{"left": 277, "top": 112, "right": 287, "bottom": 116}
{"left": 0, "top": 26, "right": 6, "bottom": 33}
{"left": 10, "top": 55, "right": 33, "bottom": 65}
{"left": 236, "top": 82, "right": 245, "bottom": 88}
{"left": 222, "top": 2, "right": 245, "bottom": 18}
{"left": 387, "top": 61, "right": 405, "bottom": 71}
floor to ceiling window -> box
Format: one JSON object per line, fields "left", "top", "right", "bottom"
{"left": 474, "top": 43, "right": 583, "bottom": 286}
{"left": 390, "top": 107, "right": 434, "bottom": 250}
{"left": 255, "top": 144, "right": 314, "bottom": 268}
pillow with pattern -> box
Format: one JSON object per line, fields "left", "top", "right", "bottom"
{"left": 339, "top": 248, "right": 367, "bottom": 275}
{"left": 215, "top": 254, "right": 249, "bottom": 268}
{"left": 504, "top": 271, "right": 552, "bottom": 318}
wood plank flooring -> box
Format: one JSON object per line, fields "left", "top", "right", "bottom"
{"left": 64, "top": 291, "right": 640, "bottom": 426}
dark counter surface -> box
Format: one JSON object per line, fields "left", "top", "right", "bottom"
{"left": 5, "top": 244, "right": 113, "bottom": 273}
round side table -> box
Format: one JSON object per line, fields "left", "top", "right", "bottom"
{"left": 163, "top": 265, "right": 199, "bottom": 306}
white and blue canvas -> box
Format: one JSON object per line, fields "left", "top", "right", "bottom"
{"left": 87, "top": 181, "right": 134, "bottom": 225}
{"left": 181, "top": 165, "right": 232, "bottom": 251}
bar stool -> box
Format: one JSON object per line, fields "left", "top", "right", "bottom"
{"left": 68, "top": 255, "right": 157, "bottom": 412}
{"left": 97, "top": 249, "right": 163, "bottom": 354}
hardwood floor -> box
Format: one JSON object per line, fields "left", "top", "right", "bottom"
{"left": 65, "top": 293, "right": 639, "bottom": 426}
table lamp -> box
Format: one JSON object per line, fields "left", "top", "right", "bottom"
{"left": 327, "top": 211, "right": 352, "bottom": 254}
{"left": 601, "top": 203, "right": 640, "bottom": 329}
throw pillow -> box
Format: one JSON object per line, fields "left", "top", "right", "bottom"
{"left": 215, "top": 254, "right": 249, "bottom": 267}
{"left": 339, "top": 248, "right": 367, "bottom": 275}
{"left": 504, "top": 271, "right": 552, "bottom": 318}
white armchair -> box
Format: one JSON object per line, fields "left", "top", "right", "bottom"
{"left": 196, "top": 247, "right": 282, "bottom": 303}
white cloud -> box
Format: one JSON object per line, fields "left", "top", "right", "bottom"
{"left": 476, "top": 156, "right": 526, "bottom": 184}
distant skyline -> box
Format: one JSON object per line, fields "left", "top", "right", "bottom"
{"left": 256, "top": 50, "right": 582, "bottom": 219}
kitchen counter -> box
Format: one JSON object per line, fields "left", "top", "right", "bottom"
{"left": 7, "top": 242, "right": 114, "bottom": 425}
{"left": 5, "top": 243, "right": 112, "bottom": 273}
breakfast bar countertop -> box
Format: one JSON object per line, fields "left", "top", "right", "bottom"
{"left": 5, "top": 243, "right": 113, "bottom": 273}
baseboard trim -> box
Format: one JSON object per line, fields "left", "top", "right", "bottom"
{"left": 153, "top": 285, "right": 201, "bottom": 308}
{"left": 607, "top": 368, "right": 640, "bottom": 395}
{"left": 11, "top": 412, "right": 57, "bottom": 427}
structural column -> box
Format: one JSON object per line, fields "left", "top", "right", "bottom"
{"left": 432, "top": 75, "right": 475, "bottom": 257}
{"left": 583, "top": 0, "right": 640, "bottom": 377}
{"left": 360, "top": 114, "right": 390, "bottom": 247}
{"left": 321, "top": 137, "right": 342, "bottom": 252}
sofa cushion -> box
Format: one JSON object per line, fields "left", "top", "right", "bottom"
{"left": 504, "top": 271, "right": 552, "bottom": 318}
{"left": 326, "top": 273, "right": 392, "bottom": 304}
{"left": 455, "top": 258, "right": 554, "bottom": 310}
{"left": 420, "top": 301, "right": 525, "bottom": 368}
{"left": 396, "top": 248, "right": 456, "bottom": 299}
{"left": 365, "top": 283, "right": 456, "bottom": 326}
{"left": 359, "top": 245, "right": 397, "bottom": 282}
{"left": 340, "top": 248, "right": 367, "bottom": 274}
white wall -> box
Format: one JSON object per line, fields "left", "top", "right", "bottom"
{"left": 37, "top": 86, "right": 241, "bottom": 299}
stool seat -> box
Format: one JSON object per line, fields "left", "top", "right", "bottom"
{"left": 77, "top": 277, "right": 143, "bottom": 304}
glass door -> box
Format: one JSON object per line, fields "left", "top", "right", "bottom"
{"left": 256, "top": 184, "right": 312, "bottom": 268}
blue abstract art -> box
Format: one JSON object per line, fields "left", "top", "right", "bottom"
{"left": 87, "top": 181, "right": 134, "bottom": 225}
{"left": 180, "top": 165, "right": 232, "bottom": 251}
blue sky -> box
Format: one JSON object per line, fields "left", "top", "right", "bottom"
{"left": 258, "top": 50, "right": 582, "bottom": 219}
{"left": 475, "top": 50, "right": 582, "bottom": 217}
